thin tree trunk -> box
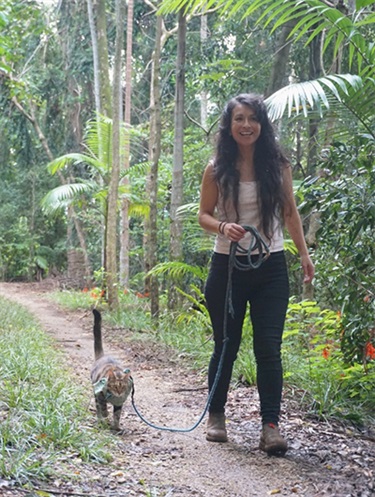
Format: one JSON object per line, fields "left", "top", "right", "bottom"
{"left": 200, "top": 14, "right": 208, "bottom": 127}
{"left": 143, "top": 15, "right": 178, "bottom": 319}
{"left": 264, "top": 21, "right": 296, "bottom": 98}
{"left": 169, "top": 11, "right": 186, "bottom": 308}
{"left": 303, "top": 33, "right": 324, "bottom": 301}
{"left": 119, "top": 0, "right": 134, "bottom": 288}
{"left": 87, "top": 0, "right": 101, "bottom": 116}
{"left": 144, "top": 14, "right": 163, "bottom": 319}
{"left": 93, "top": 0, "right": 112, "bottom": 269}
{"left": 307, "top": 33, "right": 323, "bottom": 175}
{"left": 106, "top": 0, "right": 125, "bottom": 309}
{"left": 96, "top": 0, "right": 112, "bottom": 118}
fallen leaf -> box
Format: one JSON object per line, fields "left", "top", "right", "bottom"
{"left": 111, "top": 471, "right": 125, "bottom": 478}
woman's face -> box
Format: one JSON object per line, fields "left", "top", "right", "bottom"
{"left": 230, "top": 103, "right": 261, "bottom": 148}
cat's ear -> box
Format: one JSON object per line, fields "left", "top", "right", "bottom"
{"left": 123, "top": 368, "right": 131, "bottom": 374}
{"left": 93, "top": 377, "right": 108, "bottom": 395}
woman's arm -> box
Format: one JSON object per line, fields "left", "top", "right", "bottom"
{"left": 198, "top": 163, "right": 221, "bottom": 234}
{"left": 198, "top": 163, "right": 246, "bottom": 241}
{"left": 282, "top": 166, "right": 315, "bottom": 283}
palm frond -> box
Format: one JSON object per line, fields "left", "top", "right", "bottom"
{"left": 128, "top": 203, "right": 150, "bottom": 219}
{"left": 176, "top": 202, "right": 218, "bottom": 252}
{"left": 147, "top": 261, "right": 207, "bottom": 281}
{"left": 47, "top": 153, "right": 105, "bottom": 176}
{"left": 84, "top": 115, "right": 113, "bottom": 166}
{"left": 41, "top": 182, "right": 96, "bottom": 214}
{"left": 120, "top": 161, "right": 151, "bottom": 181}
{"left": 176, "top": 202, "right": 199, "bottom": 218}
{"left": 265, "top": 74, "right": 363, "bottom": 120}
{"left": 84, "top": 115, "right": 148, "bottom": 169}
{"left": 159, "top": 0, "right": 225, "bottom": 15}
{"left": 160, "top": 0, "right": 374, "bottom": 72}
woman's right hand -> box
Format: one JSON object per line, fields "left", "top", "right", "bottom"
{"left": 223, "top": 223, "right": 246, "bottom": 242}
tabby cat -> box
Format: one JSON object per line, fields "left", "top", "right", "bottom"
{"left": 91, "top": 309, "right": 133, "bottom": 431}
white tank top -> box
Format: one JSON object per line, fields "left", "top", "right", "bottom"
{"left": 214, "top": 181, "right": 284, "bottom": 255}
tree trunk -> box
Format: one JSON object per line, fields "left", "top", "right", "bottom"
{"left": 96, "top": 0, "right": 112, "bottom": 118}
{"left": 93, "top": 0, "right": 112, "bottom": 269}
{"left": 119, "top": 0, "right": 134, "bottom": 288}
{"left": 144, "top": 14, "right": 163, "bottom": 319}
{"left": 200, "top": 14, "right": 208, "bottom": 127}
{"left": 169, "top": 11, "right": 186, "bottom": 308}
{"left": 106, "top": 0, "right": 125, "bottom": 309}
{"left": 87, "top": 0, "right": 101, "bottom": 116}
{"left": 264, "top": 20, "right": 296, "bottom": 98}
{"left": 303, "top": 32, "right": 324, "bottom": 301}
{"left": 307, "top": 33, "right": 323, "bottom": 175}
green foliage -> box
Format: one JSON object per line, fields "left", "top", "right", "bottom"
{"left": 283, "top": 299, "right": 375, "bottom": 425}
{"left": 265, "top": 74, "right": 364, "bottom": 121}
{"left": 43, "top": 116, "right": 148, "bottom": 216}
{"left": 0, "top": 298, "right": 112, "bottom": 483}
{"left": 300, "top": 140, "right": 375, "bottom": 364}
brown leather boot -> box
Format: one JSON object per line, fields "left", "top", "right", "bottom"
{"left": 259, "top": 423, "right": 288, "bottom": 455}
{"left": 206, "top": 412, "right": 228, "bottom": 443}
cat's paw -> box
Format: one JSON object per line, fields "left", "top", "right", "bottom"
{"left": 110, "top": 425, "right": 124, "bottom": 435}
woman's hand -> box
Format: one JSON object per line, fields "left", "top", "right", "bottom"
{"left": 223, "top": 223, "right": 246, "bottom": 242}
{"left": 301, "top": 254, "right": 315, "bottom": 284}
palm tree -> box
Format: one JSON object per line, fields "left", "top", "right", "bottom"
{"left": 42, "top": 116, "right": 148, "bottom": 292}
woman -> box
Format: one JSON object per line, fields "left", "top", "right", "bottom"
{"left": 198, "top": 93, "right": 314, "bottom": 455}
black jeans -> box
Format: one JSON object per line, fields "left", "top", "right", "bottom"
{"left": 204, "top": 251, "right": 289, "bottom": 425}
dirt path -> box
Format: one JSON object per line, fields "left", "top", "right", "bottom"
{"left": 0, "top": 282, "right": 374, "bottom": 497}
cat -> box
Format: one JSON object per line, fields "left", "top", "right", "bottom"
{"left": 91, "top": 309, "right": 133, "bottom": 431}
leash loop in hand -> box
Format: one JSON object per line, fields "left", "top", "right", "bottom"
{"left": 227, "top": 225, "right": 270, "bottom": 318}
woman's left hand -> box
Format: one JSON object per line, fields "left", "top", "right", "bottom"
{"left": 301, "top": 254, "right": 315, "bottom": 284}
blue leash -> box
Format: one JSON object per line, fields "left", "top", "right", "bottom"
{"left": 130, "top": 225, "right": 270, "bottom": 433}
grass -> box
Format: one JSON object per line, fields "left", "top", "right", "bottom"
{"left": 0, "top": 297, "right": 113, "bottom": 484}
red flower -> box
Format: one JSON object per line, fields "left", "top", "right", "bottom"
{"left": 365, "top": 341, "right": 375, "bottom": 360}
{"left": 82, "top": 287, "right": 89, "bottom": 293}
{"left": 322, "top": 347, "right": 330, "bottom": 359}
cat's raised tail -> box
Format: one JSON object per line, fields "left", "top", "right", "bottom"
{"left": 93, "top": 308, "right": 104, "bottom": 360}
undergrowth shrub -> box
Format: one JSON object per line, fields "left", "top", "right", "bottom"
{"left": 283, "top": 299, "right": 375, "bottom": 425}
{"left": 299, "top": 143, "right": 375, "bottom": 364}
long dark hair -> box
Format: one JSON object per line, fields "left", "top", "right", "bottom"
{"left": 213, "top": 93, "right": 287, "bottom": 240}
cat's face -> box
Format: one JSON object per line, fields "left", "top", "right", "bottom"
{"left": 94, "top": 368, "right": 132, "bottom": 406}
{"left": 107, "top": 369, "right": 132, "bottom": 397}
